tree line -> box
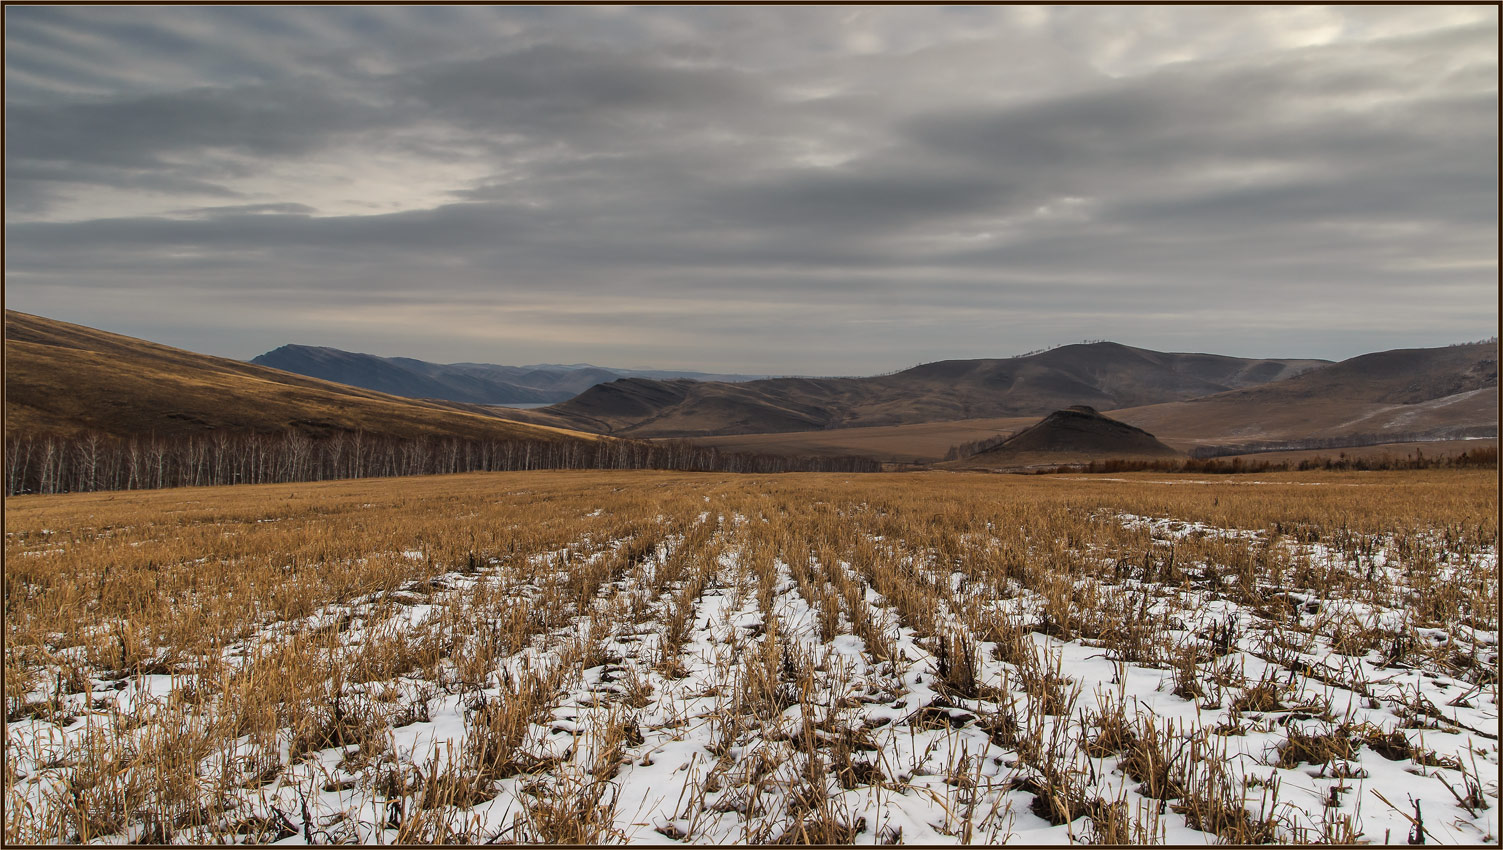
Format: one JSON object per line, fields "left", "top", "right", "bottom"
{"left": 4, "top": 430, "right": 881, "bottom": 496}
{"left": 1026, "top": 447, "right": 1498, "bottom": 476}
{"left": 1187, "top": 426, "right": 1498, "bottom": 459}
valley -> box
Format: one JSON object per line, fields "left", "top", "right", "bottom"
{"left": 4, "top": 312, "right": 1497, "bottom": 846}
{"left": 7, "top": 7, "right": 1495, "bottom": 846}
{"left": 251, "top": 345, "right": 769, "bottom": 407}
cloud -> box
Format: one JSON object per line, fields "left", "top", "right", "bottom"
{"left": 169, "top": 202, "right": 318, "bottom": 218}
{"left": 3, "top": 6, "right": 1496, "bottom": 372}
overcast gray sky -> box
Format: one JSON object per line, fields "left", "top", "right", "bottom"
{"left": 5, "top": 5, "right": 1497, "bottom": 374}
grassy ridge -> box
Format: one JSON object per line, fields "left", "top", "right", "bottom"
{"left": 4, "top": 310, "right": 595, "bottom": 443}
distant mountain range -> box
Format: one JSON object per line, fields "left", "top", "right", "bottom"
{"left": 8, "top": 310, "right": 1494, "bottom": 468}
{"left": 497, "top": 342, "right": 1333, "bottom": 437}
{"left": 681, "top": 341, "right": 1499, "bottom": 462}
{"left": 250, "top": 344, "right": 770, "bottom": 405}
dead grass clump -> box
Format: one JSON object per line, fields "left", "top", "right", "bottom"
{"left": 1356, "top": 725, "right": 1414, "bottom": 761}
{"left": 1080, "top": 697, "right": 1135, "bottom": 759}
{"left": 1005, "top": 641, "right": 1079, "bottom": 717}
{"left": 736, "top": 633, "right": 805, "bottom": 720}
{"left": 1172, "top": 761, "right": 1281, "bottom": 844}
{"left": 1170, "top": 650, "right": 1207, "bottom": 703}
{"left": 464, "top": 672, "right": 558, "bottom": 783}
{"left": 515, "top": 771, "right": 622, "bottom": 843}
{"left": 289, "top": 689, "right": 383, "bottom": 760}
{"left": 1007, "top": 773, "right": 1089, "bottom": 826}
{"left": 982, "top": 615, "right": 1034, "bottom": 668}
{"left": 933, "top": 632, "right": 983, "bottom": 699}
{"left": 1231, "top": 675, "right": 1289, "bottom": 714}
{"left": 1118, "top": 715, "right": 1191, "bottom": 800}
{"left": 417, "top": 766, "right": 497, "bottom": 811}
{"left": 1275, "top": 725, "right": 1356, "bottom": 768}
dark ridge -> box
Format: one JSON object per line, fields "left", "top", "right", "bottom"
{"left": 249, "top": 345, "right": 771, "bottom": 406}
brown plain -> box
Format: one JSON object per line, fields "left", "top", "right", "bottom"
{"left": 5, "top": 467, "right": 1496, "bottom": 843}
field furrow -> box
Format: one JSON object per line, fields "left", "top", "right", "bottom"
{"left": 5, "top": 470, "right": 1497, "bottom": 844}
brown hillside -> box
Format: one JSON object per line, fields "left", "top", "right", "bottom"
{"left": 1111, "top": 342, "right": 1498, "bottom": 451}
{"left": 952, "top": 406, "right": 1180, "bottom": 469}
{"left": 686, "top": 343, "right": 1498, "bottom": 463}
{"left": 497, "top": 342, "right": 1328, "bottom": 438}
{"left": 3, "top": 311, "right": 598, "bottom": 443}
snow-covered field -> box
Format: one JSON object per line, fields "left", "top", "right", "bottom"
{"left": 5, "top": 471, "right": 1498, "bottom": 844}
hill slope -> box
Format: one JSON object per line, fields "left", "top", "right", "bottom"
{"left": 952, "top": 406, "right": 1180, "bottom": 468}
{"left": 251, "top": 344, "right": 768, "bottom": 405}
{"left": 4, "top": 311, "right": 597, "bottom": 443}
{"left": 508, "top": 343, "right": 1329, "bottom": 437}
{"left": 684, "top": 343, "right": 1498, "bottom": 462}
{"left": 1111, "top": 342, "right": 1499, "bottom": 451}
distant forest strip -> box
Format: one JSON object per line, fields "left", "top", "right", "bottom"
{"left": 1029, "top": 447, "right": 1498, "bottom": 476}
{"left": 1186, "top": 427, "right": 1498, "bottom": 459}
{"left": 943, "top": 426, "right": 1498, "bottom": 463}
{"left": 3, "top": 431, "right": 880, "bottom": 496}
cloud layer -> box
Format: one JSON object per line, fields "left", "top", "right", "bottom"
{"left": 5, "top": 6, "right": 1497, "bottom": 372}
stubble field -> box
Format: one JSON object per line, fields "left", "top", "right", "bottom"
{"left": 4, "top": 469, "right": 1498, "bottom": 844}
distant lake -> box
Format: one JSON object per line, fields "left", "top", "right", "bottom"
{"left": 493, "top": 402, "right": 553, "bottom": 409}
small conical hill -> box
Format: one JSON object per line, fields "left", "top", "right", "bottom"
{"left": 960, "top": 407, "right": 1180, "bottom": 468}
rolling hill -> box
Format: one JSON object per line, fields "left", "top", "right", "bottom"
{"left": 12, "top": 310, "right": 1491, "bottom": 471}
{"left": 949, "top": 406, "right": 1181, "bottom": 469}
{"left": 4, "top": 311, "right": 598, "bottom": 444}
{"left": 251, "top": 344, "right": 768, "bottom": 405}
{"left": 682, "top": 343, "right": 1498, "bottom": 462}
{"left": 498, "top": 342, "right": 1330, "bottom": 437}
{"left": 1111, "top": 342, "right": 1499, "bottom": 451}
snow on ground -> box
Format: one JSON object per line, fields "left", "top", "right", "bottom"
{"left": 6, "top": 501, "right": 1498, "bottom": 844}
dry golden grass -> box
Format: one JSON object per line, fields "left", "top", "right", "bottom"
{"left": 4, "top": 468, "right": 1497, "bottom": 844}
{"left": 684, "top": 417, "right": 1038, "bottom": 464}
{"left": 5, "top": 310, "right": 596, "bottom": 443}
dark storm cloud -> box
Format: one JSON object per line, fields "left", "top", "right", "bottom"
{"left": 3, "top": 6, "right": 1496, "bottom": 372}
{"left": 696, "top": 169, "right": 1018, "bottom": 236}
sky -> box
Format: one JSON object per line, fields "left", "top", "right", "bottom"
{"left": 4, "top": 5, "right": 1498, "bottom": 375}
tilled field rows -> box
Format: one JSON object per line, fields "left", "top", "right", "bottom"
{"left": 4, "top": 470, "right": 1498, "bottom": 844}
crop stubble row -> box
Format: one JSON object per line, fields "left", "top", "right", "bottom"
{"left": 4, "top": 469, "right": 1497, "bottom": 843}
